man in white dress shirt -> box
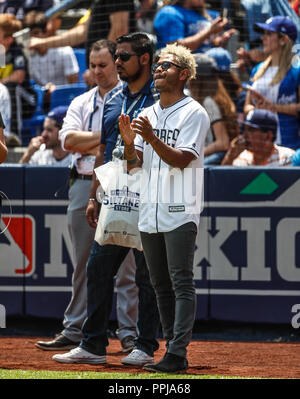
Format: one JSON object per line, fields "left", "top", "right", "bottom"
{"left": 35, "top": 39, "right": 138, "bottom": 352}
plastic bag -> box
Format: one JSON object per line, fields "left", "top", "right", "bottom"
{"left": 94, "top": 160, "right": 143, "bottom": 251}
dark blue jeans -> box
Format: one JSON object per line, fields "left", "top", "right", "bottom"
{"left": 80, "top": 241, "right": 160, "bottom": 356}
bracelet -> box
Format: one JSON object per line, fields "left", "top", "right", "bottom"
{"left": 88, "top": 198, "right": 96, "bottom": 201}
{"left": 127, "top": 156, "right": 138, "bottom": 165}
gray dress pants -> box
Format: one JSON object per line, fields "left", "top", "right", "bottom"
{"left": 62, "top": 179, "right": 138, "bottom": 342}
{"left": 140, "top": 222, "right": 197, "bottom": 358}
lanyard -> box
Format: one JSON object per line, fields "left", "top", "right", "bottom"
{"left": 113, "top": 82, "right": 154, "bottom": 158}
{"left": 88, "top": 90, "right": 99, "bottom": 131}
{"left": 121, "top": 92, "right": 147, "bottom": 119}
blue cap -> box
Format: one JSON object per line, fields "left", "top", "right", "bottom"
{"left": 205, "top": 47, "right": 232, "bottom": 72}
{"left": 47, "top": 106, "right": 68, "bottom": 127}
{"left": 242, "top": 109, "right": 278, "bottom": 135}
{"left": 254, "top": 16, "right": 297, "bottom": 42}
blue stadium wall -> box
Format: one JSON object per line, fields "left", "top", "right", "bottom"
{"left": 0, "top": 165, "right": 300, "bottom": 324}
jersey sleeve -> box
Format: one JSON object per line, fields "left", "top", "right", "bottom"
{"left": 175, "top": 105, "right": 210, "bottom": 158}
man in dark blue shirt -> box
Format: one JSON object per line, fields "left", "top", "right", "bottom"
{"left": 53, "top": 32, "right": 160, "bottom": 367}
{"left": 101, "top": 76, "right": 158, "bottom": 164}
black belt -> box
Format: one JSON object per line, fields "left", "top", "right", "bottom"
{"left": 76, "top": 174, "right": 93, "bottom": 180}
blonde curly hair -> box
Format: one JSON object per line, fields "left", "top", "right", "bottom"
{"left": 159, "top": 43, "right": 196, "bottom": 80}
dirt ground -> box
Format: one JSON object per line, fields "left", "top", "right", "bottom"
{"left": 0, "top": 336, "right": 299, "bottom": 379}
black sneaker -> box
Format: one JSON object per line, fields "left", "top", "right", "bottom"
{"left": 143, "top": 353, "right": 188, "bottom": 373}
{"left": 35, "top": 334, "right": 78, "bottom": 351}
{"left": 121, "top": 336, "right": 135, "bottom": 353}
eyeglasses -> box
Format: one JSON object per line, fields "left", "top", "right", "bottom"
{"left": 114, "top": 52, "right": 138, "bottom": 62}
{"left": 152, "top": 61, "right": 184, "bottom": 73}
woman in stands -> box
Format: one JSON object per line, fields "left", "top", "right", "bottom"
{"left": 244, "top": 16, "right": 300, "bottom": 150}
{"left": 189, "top": 53, "right": 239, "bottom": 165}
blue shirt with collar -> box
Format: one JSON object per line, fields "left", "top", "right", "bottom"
{"left": 100, "top": 77, "right": 159, "bottom": 163}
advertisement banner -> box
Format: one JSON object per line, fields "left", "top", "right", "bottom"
{"left": 0, "top": 165, "right": 299, "bottom": 324}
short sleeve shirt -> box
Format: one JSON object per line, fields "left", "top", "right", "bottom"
{"left": 29, "top": 148, "right": 72, "bottom": 166}
{"left": 29, "top": 47, "right": 79, "bottom": 86}
{"left": 154, "top": 5, "right": 219, "bottom": 52}
{"left": 134, "top": 96, "right": 210, "bottom": 233}
{"left": 101, "top": 78, "right": 159, "bottom": 164}
{"left": 0, "top": 42, "right": 30, "bottom": 87}
{"left": 202, "top": 96, "right": 222, "bottom": 146}
{"left": 233, "top": 145, "right": 295, "bottom": 167}
{"left": 85, "top": 0, "right": 136, "bottom": 59}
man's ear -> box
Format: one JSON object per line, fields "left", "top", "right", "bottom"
{"left": 139, "top": 52, "right": 150, "bottom": 66}
{"left": 266, "top": 130, "right": 274, "bottom": 142}
{"left": 179, "top": 68, "right": 189, "bottom": 82}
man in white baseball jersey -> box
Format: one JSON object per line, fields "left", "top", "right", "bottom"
{"left": 119, "top": 43, "right": 210, "bottom": 373}
{"left": 35, "top": 39, "right": 138, "bottom": 353}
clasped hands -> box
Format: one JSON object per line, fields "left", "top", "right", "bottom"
{"left": 118, "top": 114, "right": 155, "bottom": 145}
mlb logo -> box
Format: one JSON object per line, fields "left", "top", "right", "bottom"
{"left": 0, "top": 214, "right": 35, "bottom": 277}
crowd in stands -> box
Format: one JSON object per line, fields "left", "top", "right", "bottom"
{"left": 0, "top": 0, "right": 300, "bottom": 166}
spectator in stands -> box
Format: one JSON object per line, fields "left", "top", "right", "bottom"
{"left": 236, "top": 0, "right": 300, "bottom": 74}
{"left": 136, "top": 0, "right": 158, "bottom": 35}
{"left": 0, "top": 112, "right": 8, "bottom": 164}
{"left": 189, "top": 53, "right": 239, "bottom": 165}
{"left": 0, "top": 83, "right": 12, "bottom": 140}
{"left": 153, "top": 0, "right": 236, "bottom": 53}
{"left": 244, "top": 16, "right": 300, "bottom": 151}
{"left": 221, "top": 109, "right": 295, "bottom": 166}
{"left": 28, "top": 0, "right": 136, "bottom": 63}
{"left": 205, "top": 47, "right": 243, "bottom": 105}
{"left": 235, "top": 0, "right": 271, "bottom": 74}
{"left": 19, "top": 105, "right": 71, "bottom": 165}
{"left": 23, "top": 11, "right": 79, "bottom": 112}
{"left": 0, "top": 0, "right": 54, "bottom": 20}
{"left": 293, "top": 148, "right": 300, "bottom": 166}
{"left": 0, "top": 14, "right": 37, "bottom": 145}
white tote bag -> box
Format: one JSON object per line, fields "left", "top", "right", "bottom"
{"left": 94, "top": 160, "right": 143, "bottom": 251}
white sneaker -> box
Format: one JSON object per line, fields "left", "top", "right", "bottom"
{"left": 52, "top": 347, "right": 106, "bottom": 364}
{"left": 121, "top": 349, "right": 154, "bottom": 366}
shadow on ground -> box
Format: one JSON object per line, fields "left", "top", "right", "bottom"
{"left": 1, "top": 316, "right": 299, "bottom": 343}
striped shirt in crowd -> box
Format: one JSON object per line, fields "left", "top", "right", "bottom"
{"left": 233, "top": 145, "right": 295, "bottom": 167}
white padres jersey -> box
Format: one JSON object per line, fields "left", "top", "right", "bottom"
{"left": 134, "top": 96, "right": 210, "bottom": 233}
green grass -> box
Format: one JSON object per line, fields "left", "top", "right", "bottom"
{"left": 0, "top": 369, "right": 251, "bottom": 379}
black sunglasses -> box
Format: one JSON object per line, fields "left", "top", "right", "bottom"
{"left": 152, "top": 61, "right": 184, "bottom": 73}
{"left": 114, "top": 52, "right": 139, "bottom": 62}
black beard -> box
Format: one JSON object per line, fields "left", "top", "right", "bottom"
{"left": 120, "top": 67, "right": 143, "bottom": 83}
{"left": 119, "top": 58, "right": 143, "bottom": 83}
